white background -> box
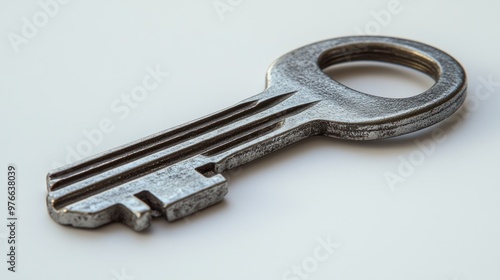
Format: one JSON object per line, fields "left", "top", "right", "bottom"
{"left": 1, "top": 0, "right": 500, "bottom": 279}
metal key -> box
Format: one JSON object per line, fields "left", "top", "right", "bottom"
{"left": 46, "top": 36, "right": 466, "bottom": 231}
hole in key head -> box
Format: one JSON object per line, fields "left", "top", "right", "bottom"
{"left": 318, "top": 43, "right": 438, "bottom": 98}
{"left": 323, "top": 61, "right": 435, "bottom": 98}
{"left": 323, "top": 61, "right": 434, "bottom": 98}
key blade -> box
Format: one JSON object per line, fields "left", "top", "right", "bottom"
{"left": 47, "top": 90, "right": 320, "bottom": 231}
{"left": 47, "top": 161, "right": 228, "bottom": 231}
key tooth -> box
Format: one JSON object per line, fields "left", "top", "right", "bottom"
{"left": 47, "top": 192, "right": 152, "bottom": 231}
{"left": 127, "top": 162, "right": 228, "bottom": 222}
{"left": 120, "top": 196, "right": 153, "bottom": 231}
{"left": 46, "top": 90, "right": 321, "bottom": 230}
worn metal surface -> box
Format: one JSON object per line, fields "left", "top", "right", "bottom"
{"left": 46, "top": 36, "right": 467, "bottom": 231}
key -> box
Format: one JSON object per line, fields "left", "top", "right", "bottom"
{"left": 46, "top": 36, "right": 466, "bottom": 231}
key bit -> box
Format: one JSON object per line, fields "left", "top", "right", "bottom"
{"left": 46, "top": 36, "right": 466, "bottom": 231}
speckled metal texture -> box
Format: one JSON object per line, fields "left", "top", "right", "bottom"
{"left": 46, "top": 36, "right": 466, "bottom": 231}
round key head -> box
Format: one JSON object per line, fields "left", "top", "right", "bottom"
{"left": 265, "top": 36, "right": 467, "bottom": 140}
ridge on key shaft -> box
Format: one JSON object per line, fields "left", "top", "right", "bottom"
{"left": 46, "top": 36, "right": 467, "bottom": 231}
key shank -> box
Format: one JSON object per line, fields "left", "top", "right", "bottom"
{"left": 46, "top": 90, "right": 321, "bottom": 231}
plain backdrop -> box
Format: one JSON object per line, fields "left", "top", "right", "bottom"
{"left": 1, "top": 0, "right": 500, "bottom": 279}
